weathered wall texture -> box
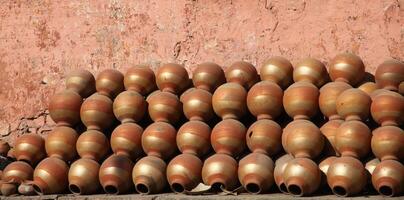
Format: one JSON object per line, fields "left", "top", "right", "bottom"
{"left": 0, "top": 0, "right": 403, "bottom": 143}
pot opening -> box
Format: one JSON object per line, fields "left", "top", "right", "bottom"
{"left": 136, "top": 183, "right": 150, "bottom": 194}
{"left": 69, "top": 184, "right": 81, "bottom": 194}
{"left": 279, "top": 183, "right": 288, "bottom": 193}
{"left": 379, "top": 185, "right": 393, "bottom": 197}
{"left": 171, "top": 183, "right": 185, "bottom": 193}
{"left": 288, "top": 184, "right": 303, "bottom": 196}
{"left": 104, "top": 185, "right": 119, "bottom": 194}
{"left": 211, "top": 182, "right": 223, "bottom": 192}
{"left": 33, "top": 184, "right": 43, "bottom": 195}
{"left": 246, "top": 183, "right": 261, "bottom": 194}
{"left": 332, "top": 186, "right": 347, "bottom": 197}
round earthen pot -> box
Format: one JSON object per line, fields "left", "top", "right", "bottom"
{"left": 132, "top": 156, "right": 167, "bottom": 194}
{"left": 65, "top": 69, "right": 96, "bottom": 98}
{"left": 293, "top": 58, "right": 328, "bottom": 87}
{"left": 335, "top": 120, "right": 371, "bottom": 158}
{"left": 358, "top": 82, "right": 378, "bottom": 96}
{"left": 371, "top": 126, "right": 404, "bottom": 161}
{"left": 336, "top": 88, "right": 371, "bottom": 121}
{"left": 365, "top": 158, "right": 380, "bottom": 175}
{"left": 18, "top": 181, "right": 36, "bottom": 196}
{"left": 167, "top": 154, "right": 203, "bottom": 193}
{"left": 192, "top": 62, "right": 225, "bottom": 92}
{"left": 147, "top": 91, "right": 182, "bottom": 124}
{"left": 246, "top": 119, "right": 282, "bottom": 156}
{"left": 14, "top": 134, "right": 46, "bottom": 165}
{"left": 49, "top": 90, "right": 83, "bottom": 127}
{"left": 202, "top": 154, "right": 238, "bottom": 191}
{"left": 247, "top": 81, "right": 283, "bottom": 120}
{"left": 99, "top": 154, "right": 134, "bottom": 194}
{"left": 33, "top": 157, "right": 69, "bottom": 195}
{"left": 372, "top": 160, "right": 404, "bottom": 197}
{"left": 142, "top": 122, "right": 177, "bottom": 160}
{"left": 156, "top": 63, "right": 189, "bottom": 94}
{"left": 176, "top": 121, "right": 211, "bottom": 157}
{"left": 95, "top": 69, "right": 124, "bottom": 98}
{"left": 320, "top": 119, "right": 344, "bottom": 156}
{"left": 260, "top": 56, "right": 294, "bottom": 89}
{"left": 113, "top": 91, "right": 147, "bottom": 123}
{"left": 212, "top": 83, "right": 247, "bottom": 120}
{"left": 111, "top": 123, "right": 143, "bottom": 160}
{"left": 283, "top": 82, "right": 319, "bottom": 120}
{"left": 124, "top": 65, "right": 156, "bottom": 95}
{"left": 371, "top": 90, "right": 404, "bottom": 126}
{"left": 80, "top": 94, "right": 114, "bottom": 130}
{"left": 45, "top": 126, "right": 78, "bottom": 162}
{"left": 319, "top": 156, "right": 338, "bottom": 188}
{"left": 211, "top": 119, "right": 246, "bottom": 157}
{"left": 225, "top": 61, "right": 259, "bottom": 89}
{"left": 274, "top": 154, "right": 294, "bottom": 194}
{"left": 319, "top": 82, "right": 352, "bottom": 120}
{"left": 2, "top": 161, "right": 33, "bottom": 183}
{"left": 238, "top": 153, "right": 274, "bottom": 194}
{"left": 76, "top": 130, "right": 109, "bottom": 162}
{"left": 0, "top": 140, "right": 10, "bottom": 157}
{"left": 68, "top": 158, "right": 101, "bottom": 195}
{"left": 282, "top": 120, "right": 324, "bottom": 159}
{"left": 329, "top": 53, "right": 365, "bottom": 86}
{"left": 327, "top": 157, "right": 367, "bottom": 197}
{"left": 283, "top": 158, "right": 321, "bottom": 196}
{"left": 180, "top": 88, "right": 213, "bottom": 121}
{"left": 375, "top": 59, "right": 404, "bottom": 92}
{"left": 1, "top": 183, "right": 17, "bottom": 196}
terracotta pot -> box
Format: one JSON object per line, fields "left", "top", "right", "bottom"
{"left": 335, "top": 120, "right": 371, "bottom": 158}
{"left": 76, "top": 130, "right": 109, "bottom": 162}
{"left": 176, "top": 121, "right": 211, "bottom": 157}
{"left": 49, "top": 90, "right": 82, "bottom": 127}
{"left": 371, "top": 90, "right": 404, "bottom": 126}
{"left": 45, "top": 126, "right": 78, "bottom": 162}
{"left": 192, "top": 62, "right": 225, "bottom": 92}
{"left": 319, "top": 156, "right": 338, "bottom": 188}
{"left": 147, "top": 91, "right": 182, "bottom": 124}
{"left": 247, "top": 81, "right": 283, "bottom": 120}
{"left": 156, "top": 63, "right": 189, "bottom": 94}
{"left": 358, "top": 82, "right": 378, "bottom": 96}
{"left": 202, "top": 154, "right": 238, "bottom": 191}
{"left": 371, "top": 126, "right": 404, "bottom": 161}
{"left": 283, "top": 158, "right": 321, "bottom": 196}
{"left": 113, "top": 91, "right": 146, "bottom": 123}
{"left": 180, "top": 88, "right": 213, "bottom": 121}
{"left": 336, "top": 88, "right": 371, "bottom": 121}
{"left": 319, "top": 82, "right": 352, "bottom": 120}
{"left": 246, "top": 119, "right": 282, "bottom": 156}
{"left": 33, "top": 157, "right": 69, "bottom": 195}
{"left": 260, "top": 56, "right": 293, "bottom": 89}
{"left": 68, "top": 158, "right": 100, "bottom": 195}
{"left": 132, "top": 156, "right": 167, "bottom": 194}
{"left": 282, "top": 120, "right": 324, "bottom": 159}
{"left": 14, "top": 134, "right": 46, "bottom": 165}
{"left": 2, "top": 161, "right": 33, "bottom": 183}
{"left": 7, "top": 148, "right": 15, "bottom": 160}
{"left": 211, "top": 119, "right": 246, "bottom": 157}
{"left": 329, "top": 53, "right": 365, "bottom": 86}
{"left": 142, "top": 122, "right": 177, "bottom": 160}
{"left": 80, "top": 94, "right": 114, "bottom": 130}
{"left": 18, "top": 181, "right": 36, "bottom": 196}
{"left": 327, "top": 157, "right": 367, "bottom": 197}
{"left": 65, "top": 69, "right": 96, "bottom": 98}
{"left": 365, "top": 158, "right": 380, "bottom": 175}
{"left": 372, "top": 160, "right": 404, "bottom": 197}
{"left": 293, "top": 58, "right": 328, "bottom": 87}
{"left": 320, "top": 119, "right": 344, "bottom": 156}
{"left": 399, "top": 82, "right": 404, "bottom": 95}
{"left": 167, "top": 154, "right": 203, "bottom": 193}
{"left": 99, "top": 154, "right": 134, "bottom": 194}
{"left": 124, "top": 65, "right": 156, "bottom": 95}
{"left": 375, "top": 59, "right": 404, "bottom": 91}
{"left": 0, "top": 140, "right": 10, "bottom": 157}
{"left": 1, "top": 183, "right": 17, "bottom": 196}
{"left": 111, "top": 123, "right": 143, "bottom": 160}
{"left": 95, "top": 69, "right": 124, "bottom": 98}
{"left": 283, "top": 82, "right": 319, "bottom": 120}
{"left": 212, "top": 83, "right": 247, "bottom": 120}
{"left": 225, "top": 61, "right": 259, "bottom": 89}
{"left": 238, "top": 153, "right": 274, "bottom": 194}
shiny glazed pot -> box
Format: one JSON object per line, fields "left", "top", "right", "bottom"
{"left": 180, "top": 88, "right": 213, "bottom": 121}
{"left": 142, "top": 122, "right": 177, "bottom": 160}
{"left": 358, "top": 82, "right": 378, "bottom": 96}
{"left": 124, "top": 65, "right": 156, "bottom": 95}
{"left": 328, "top": 53, "right": 365, "bottom": 86}
{"left": 147, "top": 91, "right": 182, "bottom": 124}
{"left": 370, "top": 90, "right": 404, "bottom": 126}
{"left": 0, "top": 140, "right": 10, "bottom": 157}
{"left": 33, "top": 157, "right": 69, "bottom": 195}
{"left": 156, "top": 63, "right": 189, "bottom": 94}
{"left": 14, "top": 134, "right": 46, "bottom": 165}
{"left": 225, "top": 61, "right": 259, "bottom": 89}
{"left": 283, "top": 82, "right": 319, "bottom": 120}
{"left": 202, "top": 154, "right": 238, "bottom": 191}
{"left": 274, "top": 154, "right": 294, "bottom": 193}
{"left": 2, "top": 161, "right": 33, "bottom": 183}
{"left": 211, "top": 119, "right": 246, "bottom": 157}
{"left": 99, "top": 154, "right": 134, "bottom": 194}
{"left": 246, "top": 119, "right": 282, "bottom": 156}
{"left": 247, "top": 81, "right": 283, "bottom": 120}
{"left": 45, "top": 126, "right": 78, "bottom": 162}
{"left": 319, "top": 82, "right": 352, "bottom": 120}
{"left": 49, "top": 90, "right": 83, "bottom": 127}
{"left": 176, "top": 121, "right": 211, "bottom": 157}
{"left": 375, "top": 59, "right": 404, "bottom": 91}
{"left": 76, "top": 130, "right": 109, "bottom": 162}
{"left": 371, "top": 126, "right": 404, "bottom": 161}
{"left": 336, "top": 88, "right": 371, "bottom": 121}
{"left": 113, "top": 91, "right": 146, "bottom": 123}
{"left": 132, "top": 156, "right": 167, "bottom": 194}
{"left": 293, "top": 58, "right": 328, "bottom": 87}
{"left": 283, "top": 158, "right": 321, "bottom": 196}
{"left": 167, "top": 154, "right": 203, "bottom": 193}
{"left": 192, "top": 62, "right": 225, "bottom": 92}
{"left": 260, "top": 56, "right": 293, "bottom": 89}
{"left": 238, "top": 153, "right": 274, "bottom": 194}
{"left": 335, "top": 120, "right": 371, "bottom": 158}
{"left": 95, "top": 69, "right": 124, "bottom": 98}
{"left": 65, "top": 69, "right": 96, "bottom": 98}
{"left": 68, "top": 158, "right": 101, "bottom": 195}
{"left": 80, "top": 94, "right": 114, "bottom": 130}
{"left": 320, "top": 119, "right": 344, "bottom": 156}
{"left": 372, "top": 160, "right": 404, "bottom": 197}
{"left": 212, "top": 83, "right": 247, "bottom": 120}
{"left": 111, "top": 123, "right": 143, "bottom": 160}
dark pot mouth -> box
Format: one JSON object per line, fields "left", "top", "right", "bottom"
{"left": 104, "top": 185, "right": 119, "bottom": 195}
{"left": 288, "top": 184, "right": 303, "bottom": 196}
{"left": 171, "top": 183, "right": 185, "bottom": 193}
{"left": 279, "top": 183, "right": 288, "bottom": 194}
{"left": 246, "top": 183, "right": 261, "bottom": 194}
{"left": 379, "top": 185, "right": 394, "bottom": 197}
{"left": 69, "top": 184, "right": 82, "bottom": 195}
{"left": 33, "top": 184, "right": 43, "bottom": 195}
{"left": 332, "top": 185, "right": 348, "bottom": 197}
{"left": 211, "top": 182, "right": 224, "bottom": 192}
{"left": 136, "top": 183, "right": 150, "bottom": 194}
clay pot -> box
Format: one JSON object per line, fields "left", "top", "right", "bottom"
{"left": 247, "top": 81, "right": 283, "bottom": 120}
{"left": 113, "top": 91, "right": 147, "bottom": 123}
{"left": 399, "top": 82, "right": 404, "bottom": 95}
{"left": 1, "top": 183, "right": 17, "bottom": 196}
{"left": 156, "top": 63, "right": 189, "bottom": 94}
{"left": 336, "top": 88, "right": 371, "bottom": 121}
{"left": 365, "top": 158, "right": 380, "bottom": 175}
{"left": 147, "top": 91, "right": 182, "bottom": 124}
{"left": 80, "top": 93, "right": 114, "bottom": 130}
{"left": 212, "top": 83, "right": 247, "bottom": 120}
{"left": 14, "top": 134, "right": 46, "bottom": 165}
{"left": 142, "top": 122, "right": 177, "bottom": 160}
{"left": 371, "top": 90, "right": 404, "bottom": 126}
{"left": 2, "top": 161, "right": 33, "bottom": 183}
{"left": 358, "top": 82, "right": 378, "bottom": 96}
{"left": 45, "top": 126, "right": 78, "bottom": 162}
{"left": 211, "top": 119, "right": 246, "bottom": 157}
{"left": 180, "top": 88, "right": 213, "bottom": 121}
{"left": 176, "top": 121, "right": 211, "bottom": 157}
{"left": 246, "top": 119, "right": 282, "bottom": 156}
{"left": 7, "top": 148, "right": 15, "bottom": 160}
{"left": 283, "top": 158, "right": 321, "bottom": 196}
{"left": 95, "top": 69, "right": 124, "bottom": 98}
{"left": 260, "top": 56, "right": 294, "bottom": 89}
{"left": 327, "top": 157, "right": 367, "bottom": 197}
{"left": 49, "top": 90, "right": 83, "bottom": 127}
{"left": 329, "top": 53, "right": 365, "bottom": 86}
{"left": 0, "top": 140, "right": 10, "bottom": 157}
{"left": 76, "top": 130, "right": 109, "bottom": 162}
{"left": 320, "top": 119, "right": 344, "bottom": 156}
{"left": 202, "top": 154, "right": 238, "bottom": 191}
{"left": 68, "top": 158, "right": 100, "bottom": 195}
{"left": 282, "top": 120, "right": 324, "bottom": 159}
{"left": 124, "top": 65, "right": 156, "bottom": 95}
{"left": 319, "top": 156, "right": 338, "bottom": 188}
{"left": 372, "top": 160, "right": 404, "bottom": 197}
{"left": 65, "top": 69, "right": 96, "bottom": 98}
{"left": 18, "top": 181, "right": 36, "bottom": 196}
{"left": 167, "top": 154, "right": 203, "bottom": 193}
{"left": 319, "top": 82, "right": 352, "bottom": 120}
{"left": 238, "top": 153, "right": 274, "bottom": 194}
{"left": 111, "top": 123, "right": 143, "bottom": 160}
{"left": 132, "top": 156, "right": 167, "bottom": 194}
{"left": 283, "top": 82, "right": 319, "bottom": 120}
{"left": 293, "top": 58, "right": 328, "bottom": 87}
{"left": 192, "top": 62, "right": 225, "bottom": 92}
{"left": 33, "top": 157, "right": 69, "bottom": 195}
{"left": 335, "top": 120, "right": 371, "bottom": 158}
{"left": 371, "top": 126, "right": 404, "bottom": 161}
{"left": 375, "top": 59, "right": 404, "bottom": 91}
{"left": 225, "top": 61, "right": 259, "bottom": 89}
{"left": 99, "top": 154, "right": 134, "bottom": 194}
